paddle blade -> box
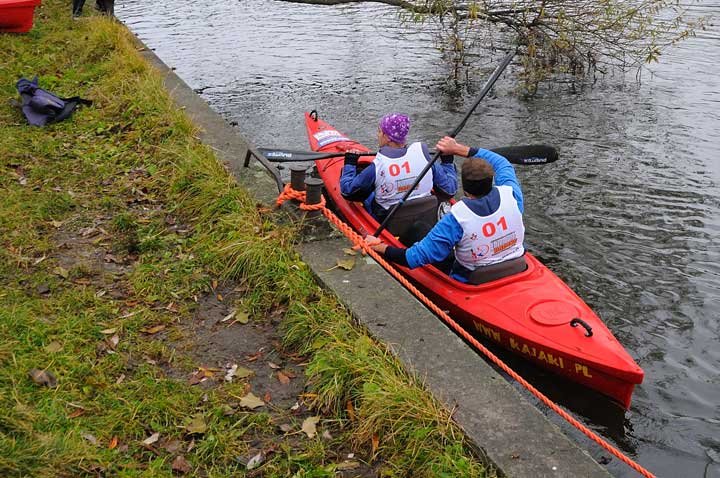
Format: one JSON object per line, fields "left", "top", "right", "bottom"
{"left": 490, "top": 145, "right": 558, "bottom": 165}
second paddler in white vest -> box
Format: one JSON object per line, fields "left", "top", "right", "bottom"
{"left": 339, "top": 113, "right": 458, "bottom": 221}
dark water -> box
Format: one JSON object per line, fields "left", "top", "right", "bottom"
{"left": 116, "top": 1, "right": 719, "bottom": 476}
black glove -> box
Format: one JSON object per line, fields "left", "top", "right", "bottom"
{"left": 440, "top": 154, "right": 454, "bottom": 164}
{"left": 344, "top": 152, "right": 360, "bottom": 166}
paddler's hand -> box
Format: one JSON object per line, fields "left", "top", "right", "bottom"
{"left": 344, "top": 151, "right": 361, "bottom": 166}
{"left": 436, "top": 136, "right": 471, "bottom": 158}
{"left": 364, "top": 235, "right": 387, "bottom": 254}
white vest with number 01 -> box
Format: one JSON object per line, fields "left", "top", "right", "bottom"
{"left": 451, "top": 185, "right": 525, "bottom": 269}
{"left": 373, "top": 142, "right": 433, "bottom": 210}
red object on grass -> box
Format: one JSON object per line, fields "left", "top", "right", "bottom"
{"left": 0, "top": 0, "right": 42, "bottom": 33}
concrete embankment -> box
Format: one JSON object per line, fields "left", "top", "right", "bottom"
{"left": 135, "top": 30, "right": 611, "bottom": 478}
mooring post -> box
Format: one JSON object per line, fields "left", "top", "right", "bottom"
{"left": 289, "top": 165, "right": 307, "bottom": 193}
{"left": 304, "top": 177, "right": 324, "bottom": 218}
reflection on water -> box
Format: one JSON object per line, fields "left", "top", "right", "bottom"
{"left": 117, "top": 1, "right": 719, "bottom": 476}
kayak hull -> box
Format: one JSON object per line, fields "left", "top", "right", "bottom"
{"left": 305, "top": 111, "right": 644, "bottom": 409}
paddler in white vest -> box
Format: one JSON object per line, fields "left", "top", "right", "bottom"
{"left": 340, "top": 113, "right": 458, "bottom": 221}
{"left": 366, "top": 136, "right": 525, "bottom": 283}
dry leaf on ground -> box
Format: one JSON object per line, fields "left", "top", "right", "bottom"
{"left": 239, "top": 392, "right": 265, "bottom": 410}
{"left": 171, "top": 455, "right": 192, "bottom": 474}
{"left": 141, "top": 324, "right": 165, "bottom": 334}
{"left": 336, "top": 258, "right": 355, "bottom": 270}
{"left": 142, "top": 432, "right": 160, "bottom": 445}
{"left": 277, "top": 371, "right": 291, "bottom": 385}
{"left": 301, "top": 416, "right": 320, "bottom": 438}
{"left": 28, "top": 369, "right": 57, "bottom": 388}
{"left": 185, "top": 414, "right": 207, "bottom": 435}
{"left": 246, "top": 451, "right": 265, "bottom": 470}
{"left": 45, "top": 341, "right": 63, "bottom": 353}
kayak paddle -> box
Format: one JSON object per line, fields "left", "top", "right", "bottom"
{"left": 257, "top": 144, "right": 558, "bottom": 166}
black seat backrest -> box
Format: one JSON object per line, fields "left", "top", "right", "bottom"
{"left": 385, "top": 195, "right": 439, "bottom": 241}
{"left": 467, "top": 255, "right": 528, "bottom": 285}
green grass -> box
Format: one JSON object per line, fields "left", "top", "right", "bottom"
{"left": 0, "top": 1, "right": 491, "bottom": 476}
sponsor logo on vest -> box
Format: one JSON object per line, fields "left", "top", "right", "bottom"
{"left": 396, "top": 176, "right": 418, "bottom": 194}
{"left": 492, "top": 232, "right": 517, "bottom": 255}
{"left": 470, "top": 244, "right": 490, "bottom": 259}
{"left": 379, "top": 181, "right": 395, "bottom": 195}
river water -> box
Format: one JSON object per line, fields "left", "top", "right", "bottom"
{"left": 116, "top": 1, "right": 719, "bottom": 476}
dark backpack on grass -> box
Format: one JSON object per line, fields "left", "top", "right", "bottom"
{"left": 16, "top": 77, "right": 92, "bottom": 126}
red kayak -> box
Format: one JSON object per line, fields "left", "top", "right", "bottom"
{"left": 305, "top": 111, "right": 644, "bottom": 409}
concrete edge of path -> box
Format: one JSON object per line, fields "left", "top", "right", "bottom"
{"left": 128, "top": 28, "right": 612, "bottom": 478}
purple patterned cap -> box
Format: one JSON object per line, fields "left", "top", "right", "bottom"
{"left": 379, "top": 113, "right": 410, "bottom": 144}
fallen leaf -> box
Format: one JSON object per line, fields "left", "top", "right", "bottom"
{"left": 301, "top": 416, "right": 320, "bottom": 438}
{"left": 342, "top": 248, "right": 357, "bottom": 256}
{"left": 246, "top": 451, "right": 265, "bottom": 470}
{"left": 141, "top": 324, "right": 165, "bottom": 334}
{"left": 143, "top": 432, "right": 160, "bottom": 445}
{"left": 346, "top": 400, "right": 356, "bottom": 420}
{"left": 28, "top": 369, "right": 57, "bottom": 388}
{"left": 279, "top": 423, "right": 292, "bottom": 433}
{"left": 277, "top": 371, "right": 290, "bottom": 385}
{"left": 267, "top": 362, "right": 281, "bottom": 370}
{"left": 235, "top": 311, "right": 249, "bottom": 324}
{"left": 336, "top": 258, "right": 356, "bottom": 270}
{"left": 53, "top": 266, "right": 69, "bottom": 279}
{"left": 45, "top": 341, "right": 63, "bottom": 353}
{"left": 108, "top": 436, "right": 118, "bottom": 450}
{"left": 234, "top": 366, "right": 253, "bottom": 379}
{"left": 51, "top": 220, "right": 63, "bottom": 228}
{"left": 322, "top": 430, "right": 332, "bottom": 440}
{"left": 337, "top": 460, "right": 360, "bottom": 471}
{"left": 68, "top": 409, "right": 85, "bottom": 419}
{"left": 239, "top": 392, "right": 265, "bottom": 410}
{"left": 107, "top": 334, "right": 120, "bottom": 350}
{"left": 82, "top": 433, "right": 98, "bottom": 446}
{"left": 185, "top": 414, "right": 207, "bottom": 435}
{"left": 171, "top": 455, "right": 191, "bottom": 474}
{"left": 115, "top": 373, "right": 126, "bottom": 385}
{"left": 220, "top": 310, "right": 236, "bottom": 323}
{"left": 372, "top": 432, "right": 380, "bottom": 454}
{"left": 263, "top": 391, "right": 272, "bottom": 403}
{"left": 161, "top": 438, "right": 183, "bottom": 454}
{"left": 100, "top": 328, "right": 117, "bottom": 335}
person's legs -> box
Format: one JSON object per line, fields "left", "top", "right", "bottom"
{"left": 95, "top": 0, "right": 115, "bottom": 16}
{"left": 72, "top": 0, "right": 86, "bottom": 17}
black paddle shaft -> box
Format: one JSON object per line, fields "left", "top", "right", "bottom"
{"left": 373, "top": 50, "right": 516, "bottom": 237}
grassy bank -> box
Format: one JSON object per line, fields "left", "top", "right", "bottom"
{"left": 0, "top": 1, "right": 490, "bottom": 476}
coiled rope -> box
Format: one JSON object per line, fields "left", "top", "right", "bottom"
{"left": 277, "top": 186, "right": 655, "bottom": 478}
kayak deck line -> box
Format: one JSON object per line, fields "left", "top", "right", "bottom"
{"left": 278, "top": 180, "right": 655, "bottom": 478}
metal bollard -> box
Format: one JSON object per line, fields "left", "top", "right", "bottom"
{"left": 304, "top": 178, "right": 324, "bottom": 218}
{"left": 289, "top": 165, "right": 308, "bottom": 192}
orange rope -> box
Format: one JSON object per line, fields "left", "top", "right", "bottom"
{"left": 279, "top": 185, "right": 656, "bottom": 478}
{"left": 276, "top": 183, "right": 326, "bottom": 211}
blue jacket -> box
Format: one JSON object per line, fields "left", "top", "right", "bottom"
{"left": 384, "top": 148, "right": 524, "bottom": 282}
{"left": 340, "top": 143, "right": 458, "bottom": 219}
